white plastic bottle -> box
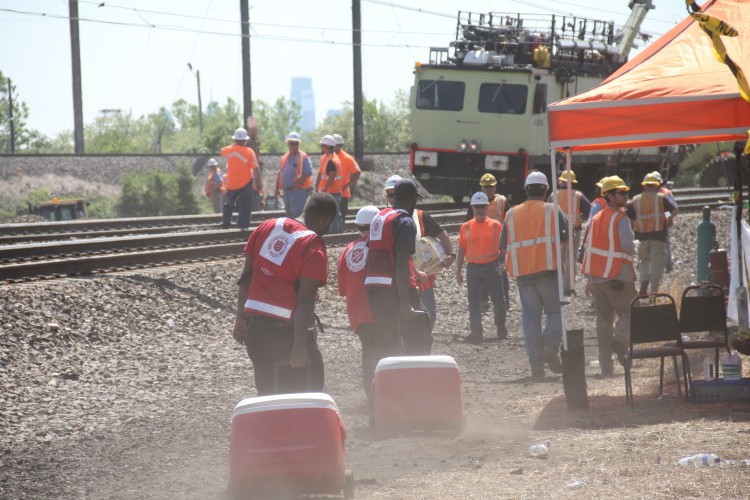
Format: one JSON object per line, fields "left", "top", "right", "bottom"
{"left": 702, "top": 356, "right": 714, "bottom": 381}
{"left": 528, "top": 442, "right": 549, "bottom": 458}
{"left": 678, "top": 454, "right": 720, "bottom": 467}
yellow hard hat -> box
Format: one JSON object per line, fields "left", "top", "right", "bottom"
{"left": 595, "top": 176, "right": 609, "bottom": 188}
{"left": 600, "top": 176, "right": 630, "bottom": 194}
{"left": 642, "top": 172, "right": 661, "bottom": 186}
{"left": 479, "top": 173, "right": 497, "bottom": 187}
{"left": 557, "top": 170, "right": 577, "bottom": 183}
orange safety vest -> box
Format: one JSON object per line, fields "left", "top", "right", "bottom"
{"left": 221, "top": 144, "right": 258, "bottom": 190}
{"left": 632, "top": 191, "right": 666, "bottom": 233}
{"left": 277, "top": 151, "right": 312, "bottom": 191}
{"left": 549, "top": 188, "right": 582, "bottom": 229}
{"left": 486, "top": 194, "right": 508, "bottom": 222}
{"left": 505, "top": 200, "right": 558, "bottom": 277}
{"left": 461, "top": 218, "right": 502, "bottom": 264}
{"left": 336, "top": 149, "right": 360, "bottom": 199}
{"left": 582, "top": 207, "right": 634, "bottom": 279}
{"left": 318, "top": 153, "right": 343, "bottom": 194}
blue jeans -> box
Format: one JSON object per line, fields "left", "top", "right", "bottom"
{"left": 283, "top": 189, "right": 309, "bottom": 219}
{"left": 517, "top": 271, "right": 562, "bottom": 370}
{"left": 419, "top": 288, "right": 437, "bottom": 327}
{"left": 467, "top": 260, "right": 506, "bottom": 335}
{"left": 328, "top": 193, "right": 343, "bottom": 234}
{"left": 222, "top": 183, "right": 253, "bottom": 228}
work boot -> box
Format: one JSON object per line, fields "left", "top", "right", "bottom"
{"left": 639, "top": 281, "right": 649, "bottom": 296}
{"left": 530, "top": 367, "right": 546, "bottom": 381}
{"left": 462, "top": 332, "right": 482, "bottom": 344}
{"left": 542, "top": 351, "right": 563, "bottom": 374}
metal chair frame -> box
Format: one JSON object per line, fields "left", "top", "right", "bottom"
{"left": 626, "top": 293, "right": 690, "bottom": 408}
{"left": 676, "top": 283, "right": 730, "bottom": 389}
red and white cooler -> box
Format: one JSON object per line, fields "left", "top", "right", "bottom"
{"left": 372, "top": 355, "right": 464, "bottom": 432}
{"left": 228, "top": 392, "right": 353, "bottom": 499}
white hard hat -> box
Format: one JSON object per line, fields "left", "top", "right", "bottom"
{"left": 384, "top": 174, "right": 402, "bottom": 190}
{"left": 232, "top": 128, "right": 249, "bottom": 141}
{"left": 470, "top": 191, "right": 489, "bottom": 206}
{"left": 525, "top": 171, "right": 549, "bottom": 187}
{"left": 355, "top": 205, "right": 380, "bottom": 225}
{"left": 207, "top": 158, "right": 218, "bottom": 167}
{"left": 286, "top": 132, "right": 301, "bottom": 142}
{"left": 319, "top": 135, "right": 336, "bottom": 147}
{"left": 332, "top": 134, "right": 344, "bottom": 145}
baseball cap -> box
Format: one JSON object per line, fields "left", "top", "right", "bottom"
{"left": 355, "top": 205, "right": 380, "bottom": 225}
{"left": 384, "top": 174, "right": 402, "bottom": 190}
{"left": 393, "top": 178, "right": 423, "bottom": 199}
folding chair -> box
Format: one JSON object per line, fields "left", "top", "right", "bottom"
{"left": 676, "top": 284, "right": 730, "bottom": 386}
{"left": 626, "top": 294, "right": 690, "bottom": 408}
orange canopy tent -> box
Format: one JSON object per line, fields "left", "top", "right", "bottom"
{"left": 549, "top": 0, "right": 750, "bottom": 152}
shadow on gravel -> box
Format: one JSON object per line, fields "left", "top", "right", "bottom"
{"left": 117, "top": 275, "right": 233, "bottom": 312}
{"left": 533, "top": 394, "right": 750, "bottom": 431}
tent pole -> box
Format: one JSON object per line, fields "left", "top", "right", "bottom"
{"left": 550, "top": 150, "right": 567, "bottom": 351}
{"left": 565, "top": 150, "right": 575, "bottom": 295}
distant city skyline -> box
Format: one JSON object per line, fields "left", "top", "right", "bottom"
{"left": 290, "top": 77, "right": 315, "bottom": 132}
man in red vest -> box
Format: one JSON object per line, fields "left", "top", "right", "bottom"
{"left": 365, "top": 178, "right": 431, "bottom": 363}
{"left": 581, "top": 176, "right": 637, "bottom": 375}
{"left": 275, "top": 131, "right": 312, "bottom": 218}
{"left": 337, "top": 205, "right": 380, "bottom": 400}
{"left": 232, "top": 193, "right": 338, "bottom": 396}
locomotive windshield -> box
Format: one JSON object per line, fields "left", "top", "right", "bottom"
{"left": 416, "top": 80, "right": 465, "bottom": 111}
{"left": 478, "top": 83, "right": 527, "bottom": 114}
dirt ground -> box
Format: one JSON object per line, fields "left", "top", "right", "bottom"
{"left": 2, "top": 210, "right": 750, "bottom": 499}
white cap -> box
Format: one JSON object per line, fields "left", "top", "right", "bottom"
{"left": 355, "top": 205, "right": 380, "bottom": 225}
{"left": 319, "top": 135, "right": 335, "bottom": 147}
{"left": 232, "top": 128, "right": 249, "bottom": 141}
{"left": 525, "top": 171, "right": 549, "bottom": 187}
{"left": 207, "top": 158, "right": 218, "bottom": 167}
{"left": 286, "top": 132, "right": 301, "bottom": 142}
{"left": 332, "top": 134, "right": 344, "bottom": 145}
{"left": 384, "top": 174, "right": 402, "bottom": 190}
{"left": 470, "top": 191, "right": 489, "bottom": 206}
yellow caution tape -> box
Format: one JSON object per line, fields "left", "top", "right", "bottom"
{"left": 690, "top": 12, "right": 738, "bottom": 37}
{"left": 744, "top": 130, "right": 750, "bottom": 155}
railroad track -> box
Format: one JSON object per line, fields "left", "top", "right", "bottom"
{"left": 0, "top": 188, "right": 733, "bottom": 282}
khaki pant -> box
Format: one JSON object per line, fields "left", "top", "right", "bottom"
{"left": 591, "top": 280, "right": 637, "bottom": 369}
{"left": 638, "top": 239, "right": 667, "bottom": 293}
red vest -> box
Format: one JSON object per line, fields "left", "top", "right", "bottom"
{"left": 244, "top": 218, "right": 325, "bottom": 320}
{"left": 337, "top": 236, "right": 374, "bottom": 331}
{"left": 365, "top": 208, "right": 416, "bottom": 288}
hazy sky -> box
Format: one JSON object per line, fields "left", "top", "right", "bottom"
{"left": 1, "top": 0, "right": 692, "bottom": 138}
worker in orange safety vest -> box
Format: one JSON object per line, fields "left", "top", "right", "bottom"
{"left": 499, "top": 171, "right": 568, "bottom": 380}
{"left": 315, "top": 135, "right": 343, "bottom": 233}
{"left": 581, "top": 175, "right": 637, "bottom": 376}
{"left": 333, "top": 134, "right": 361, "bottom": 231}
{"left": 275, "top": 131, "right": 312, "bottom": 218}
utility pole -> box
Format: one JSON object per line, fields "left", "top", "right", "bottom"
{"left": 7, "top": 79, "right": 15, "bottom": 155}
{"left": 69, "top": 0, "right": 85, "bottom": 154}
{"left": 352, "top": 0, "right": 364, "bottom": 162}
{"left": 188, "top": 63, "right": 204, "bottom": 134}
{"left": 240, "top": 0, "right": 252, "bottom": 123}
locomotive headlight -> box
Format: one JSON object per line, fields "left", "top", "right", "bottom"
{"left": 468, "top": 140, "right": 479, "bottom": 153}
{"left": 457, "top": 140, "right": 468, "bottom": 152}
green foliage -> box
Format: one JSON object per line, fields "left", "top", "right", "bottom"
{"left": 0, "top": 71, "right": 51, "bottom": 153}
{"left": 254, "top": 97, "right": 302, "bottom": 153}
{"left": 86, "top": 193, "right": 117, "bottom": 219}
{"left": 314, "top": 90, "right": 410, "bottom": 152}
{"left": 0, "top": 188, "right": 53, "bottom": 223}
{"left": 116, "top": 167, "right": 203, "bottom": 217}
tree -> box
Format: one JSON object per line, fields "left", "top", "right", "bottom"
{"left": 85, "top": 111, "right": 153, "bottom": 153}
{"left": 0, "top": 71, "right": 45, "bottom": 153}
{"left": 314, "top": 90, "right": 410, "bottom": 152}
{"left": 174, "top": 165, "right": 200, "bottom": 214}
{"left": 254, "top": 97, "right": 302, "bottom": 153}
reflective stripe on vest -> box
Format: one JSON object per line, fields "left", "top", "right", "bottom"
{"left": 583, "top": 208, "right": 634, "bottom": 279}
{"left": 633, "top": 192, "right": 666, "bottom": 233}
{"left": 243, "top": 299, "right": 293, "bottom": 320}
{"left": 506, "top": 201, "right": 555, "bottom": 277}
